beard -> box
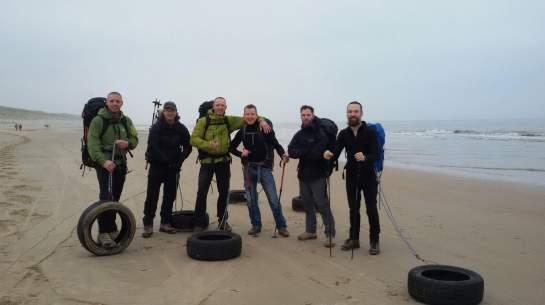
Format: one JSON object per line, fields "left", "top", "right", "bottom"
{"left": 348, "top": 117, "right": 361, "bottom": 127}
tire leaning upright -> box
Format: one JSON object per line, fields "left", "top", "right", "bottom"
{"left": 77, "top": 200, "right": 136, "bottom": 256}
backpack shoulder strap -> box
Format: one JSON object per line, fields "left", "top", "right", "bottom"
{"left": 99, "top": 117, "right": 109, "bottom": 139}
{"left": 202, "top": 115, "right": 211, "bottom": 137}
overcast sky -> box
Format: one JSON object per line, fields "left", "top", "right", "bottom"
{"left": 1, "top": 0, "right": 544, "bottom": 124}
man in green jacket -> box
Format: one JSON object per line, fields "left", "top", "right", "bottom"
{"left": 190, "top": 97, "right": 270, "bottom": 232}
{"left": 87, "top": 91, "right": 138, "bottom": 248}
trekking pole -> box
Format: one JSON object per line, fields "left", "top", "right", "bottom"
{"left": 326, "top": 176, "right": 333, "bottom": 257}
{"left": 109, "top": 146, "right": 116, "bottom": 201}
{"left": 352, "top": 164, "right": 361, "bottom": 260}
{"left": 273, "top": 160, "right": 287, "bottom": 238}
{"left": 176, "top": 172, "right": 184, "bottom": 211}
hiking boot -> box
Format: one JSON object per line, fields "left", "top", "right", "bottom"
{"left": 278, "top": 228, "right": 290, "bottom": 238}
{"left": 109, "top": 230, "right": 120, "bottom": 240}
{"left": 247, "top": 226, "right": 261, "bottom": 236}
{"left": 341, "top": 239, "right": 360, "bottom": 251}
{"left": 297, "top": 232, "right": 317, "bottom": 241}
{"left": 218, "top": 222, "right": 232, "bottom": 232}
{"left": 159, "top": 223, "right": 177, "bottom": 234}
{"left": 98, "top": 233, "right": 117, "bottom": 248}
{"left": 324, "top": 237, "right": 336, "bottom": 248}
{"left": 142, "top": 226, "right": 153, "bottom": 238}
{"left": 369, "top": 241, "right": 381, "bottom": 255}
{"left": 193, "top": 226, "right": 205, "bottom": 233}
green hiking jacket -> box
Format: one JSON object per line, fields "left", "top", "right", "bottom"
{"left": 87, "top": 108, "right": 139, "bottom": 166}
{"left": 190, "top": 109, "right": 265, "bottom": 164}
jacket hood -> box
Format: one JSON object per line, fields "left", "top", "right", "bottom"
{"left": 207, "top": 108, "right": 226, "bottom": 120}
{"left": 97, "top": 107, "right": 125, "bottom": 121}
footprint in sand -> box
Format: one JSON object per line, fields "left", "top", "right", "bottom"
{"left": 9, "top": 195, "right": 34, "bottom": 205}
{"left": 9, "top": 209, "right": 30, "bottom": 218}
{"left": 31, "top": 212, "right": 50, "bottom": 220}
{"left": 0, "top": 201, "right": 13, "bottom": 207}
{"left": 13, "top": 185, "right": 41, "bottom": 192}
{"left": 0, "top": 219, "right": 17, "bottom": 237}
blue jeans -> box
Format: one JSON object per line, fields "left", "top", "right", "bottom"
{"left": 243, "top": 164, "right": 287, "bottom": 229}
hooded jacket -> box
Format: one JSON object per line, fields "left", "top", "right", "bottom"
{"left": 146, "top": 118, "right": 192, "bottom": 169}
{"left": 87, "top": 108, "right": 138, "bottom": 166}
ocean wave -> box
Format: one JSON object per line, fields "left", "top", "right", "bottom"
{"left": 438, "top": 165, "right": 545, "bottom": 173}
{"left": 391, "top": 129, "right": 545, "bottom": 142}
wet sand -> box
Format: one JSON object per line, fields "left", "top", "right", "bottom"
{"left": 0, "top": 128, "right": 544, "bottom": 305}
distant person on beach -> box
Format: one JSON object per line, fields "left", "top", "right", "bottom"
{"left": 324, "top": 101, "right": 381, "bottom": 255}
{"left": 14, "top": 123, "right": 18, "bottom": 131}
{"left": 190, "top": 97, "right": 271, "bottom": 232}
{"left": 87, "top": 91, "right": 139, "bottom": 248}
{"left": 18, "top": 124, "right": 22, "bottom": 131}
{"left": 142, "top": 101, "right": 192, "bottom": 238}
{"left": 288, "top": 105, "right": 336, "bottom": 248}
{"left": 230, "top": 104, "right": 290, "bottom": 237}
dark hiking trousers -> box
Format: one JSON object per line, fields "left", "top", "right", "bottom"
{"left": 95, "top": 165, "right": 126, "bottom": 233}
{"left": 345, "top": 167, "right": 380, "bottom": 242}
{"left": 194, "top": 161, "right": 230, "bottom": 227}
{"left": 299, "top": 177, "right": 336, "bottom": 237}
{"left": 143, "top": 165, "right": 178, "bottom": 226}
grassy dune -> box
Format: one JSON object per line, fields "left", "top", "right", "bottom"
{"left": 0, "top": 105, "right": 79, "bottom": 120}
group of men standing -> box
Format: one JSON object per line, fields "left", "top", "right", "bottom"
{"left": 86, "top": 93, "right": 381, "bottom": 255}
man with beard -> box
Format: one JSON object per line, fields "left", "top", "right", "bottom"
{"left": 288, "top": 105, "right": 336, "bottom": 248}
{"left": 324, "top": 101, "right": 381, "bottom": 255}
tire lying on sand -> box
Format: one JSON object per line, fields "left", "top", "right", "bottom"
{"left": 77, "top": 200, "right": 136, "bottom": 256}
{"left": 187, "top": 231, "right": 242, "bottom": 261}
{"left": 408, "top": 265, "right": 484, "bottom": 305}
{"left": 292, "top": 196, "right": 305, "bottom": 212}
{"left": 171, "top": 210, "right": 210, "bottom": 232}
{"left": 228, "top": 189, "right": 247, "bottom": 203}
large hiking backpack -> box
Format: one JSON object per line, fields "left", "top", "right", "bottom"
{"left": 367, "top": 123, "right": 385, "bottom": 173}
{"left": 317, "top": 117, "right": 338, "bottom": 176}
{"left": 80, "top": 97, "right": 130, "bottom": 171}
{"left": 196, "top": 100, "right": 231, "bottom": 162}
{"left": 198, "top": 100, "right": 214, "bottom": 120}
{"left": 81, "top": 97, "right": 107, "bottom": 169}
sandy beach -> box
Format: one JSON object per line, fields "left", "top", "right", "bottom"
{"left": 0, "top": 127, "right": 544, "bottom": 305}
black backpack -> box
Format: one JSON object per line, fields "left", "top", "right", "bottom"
{"left": 317, "top": 117, "right": 339, "bottom": 176}
{"left": 80, "top": 97, "right": 129, "bottom": 171}
{"left": 198, "top": 100, "right": 214, "bottom": 120}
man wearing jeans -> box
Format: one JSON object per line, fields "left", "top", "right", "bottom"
{"left": 288, "top": 105, "right": 336, "bottom": 248}
{"left": 230, "top": 104, "right": 290, "bottom": 237}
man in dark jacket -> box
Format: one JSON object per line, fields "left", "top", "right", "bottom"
{"left": 142, "top": 101, "right": 192, "bottom": 237}
{"left": 288, "top": 105, "right": 336, "bottom": 248}
{"left": 230, "top": 104, "right": 290, "bottom": 237}
{"left": 324, "top": 101, "right": 381, "bottom": 254}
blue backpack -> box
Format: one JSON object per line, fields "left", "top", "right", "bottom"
{"left": 367, "top": 123, "right": 385, "bottom": 173}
